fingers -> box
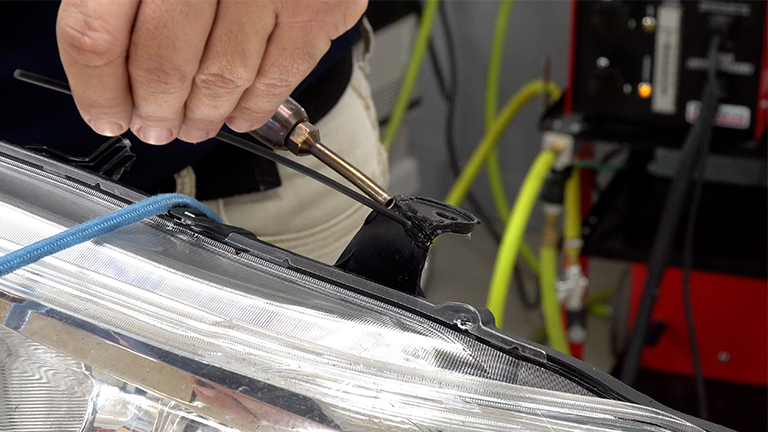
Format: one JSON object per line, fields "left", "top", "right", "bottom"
{"left": 179, "top": 1, "right": 277, "bottom": 143}
{"left": 127, "top": 0, "right": 217, "bottom": 144}
{"left": 225, "top": 23, "right": 327, "bottom": 132}
{"left": 56, "top": 0, "right": 140, "bottom": 136}
{"left": 58, "top": 0, "right": 367, "bottom": 143}
{"left": 226, "top": 0, "right": 368, "bottom": 132}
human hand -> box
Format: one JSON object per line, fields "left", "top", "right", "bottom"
{"left": 56, "top": 0, "right": 366, "bottom": 145}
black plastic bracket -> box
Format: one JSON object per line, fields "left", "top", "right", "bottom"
{"left": 335, "top": 195, "right": 479, "bottom": 296}
{"left": 25, "top": 136, "right": 135, "bottom": 181}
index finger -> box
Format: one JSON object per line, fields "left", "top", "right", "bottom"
{"left": 56, "top": 0, "right": 139, "bottom": 136}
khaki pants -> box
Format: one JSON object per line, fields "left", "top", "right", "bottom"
{"left": 180, "top": 37, "right": 388, "bottom": 264}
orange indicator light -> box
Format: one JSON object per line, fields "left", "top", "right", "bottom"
{"left": 638, "top": 82, "right": 652, "bottom": 99}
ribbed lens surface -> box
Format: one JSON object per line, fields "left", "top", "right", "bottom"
{"left": 0, "top": 326, "right": 93, "bottom": 432}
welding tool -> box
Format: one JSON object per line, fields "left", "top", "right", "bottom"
{"left": 248, "top": 98, "right": 394, "bottom": 208}
{"left": 13, "top": 69, "right": 478, "bottom": 296}
{"left": 12, "top": 69, "right": 393, "bottom": 209}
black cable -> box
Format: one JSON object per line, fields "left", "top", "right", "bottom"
{"left": 431, "top": 2, "right": 503, "bottom": 243}
{"left": 13, "top": 69, "right": 411, "bottom": 229}
{"left": 683, "top": 137, "right": 710, "bottom": 420}
{"left": 680, "top": 33, "right": 722, "bottom": 419}
{"left": 14, "top": 69, "right": 72, "bottom": 94}
{"left": 609, "top": 265, "right": 633, "bottom": 357}
{"left": 427, "top": 39, "right": 452, "bottom": 101}
{"left": 514, "top": 258, "right": 540, "bottom": 308}
{"left": 620, "top": 34, "right": 722, "bottom": 385}
{"left": 429, "top": 3, "right": 538, "bottom": 309}
{"left": 429, "top": 2, "right": 455, "bottom": 102}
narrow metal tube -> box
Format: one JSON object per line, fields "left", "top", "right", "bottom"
{"left": 308, "top": 143, "right": 394, "bottom": 208}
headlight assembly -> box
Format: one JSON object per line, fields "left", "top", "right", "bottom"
{"left": 0, "top": 141, "right": 729, "bottom": 432}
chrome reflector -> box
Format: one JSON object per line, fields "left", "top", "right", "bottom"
{"left": 0, "top": 326, "right": 93, "bottom": 432}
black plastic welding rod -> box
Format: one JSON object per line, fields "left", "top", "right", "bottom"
{"left": 12, "top": 69, "right": 410, "bottom": 228}
{"left": 14, "top": 69, "right": 73, "bottom": 95}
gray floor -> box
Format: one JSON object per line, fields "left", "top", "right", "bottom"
{"left": 422, "top": 222, "right": 630, "bottom": 373}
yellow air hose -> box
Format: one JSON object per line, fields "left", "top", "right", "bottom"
{"left": 382, "top": 0, "right": 440, "bottom": 150}
{"left": 444, "top": 79, "right": 561, "bottom": 208}
{"left": 539, "top": 209, "right": 571, "bottom": 355}
{"left": 485, "top": 148, "right": 558, "bottom": 328}
{"left": 563, "top": 169, "right": 582, "bottom": 266}
{"left": 484, "top": 0, "right": 515, "bottom": 221}
{"left": 481, "top": 0, "right": 540, "bottom": 275}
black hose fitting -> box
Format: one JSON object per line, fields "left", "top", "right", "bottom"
{"left": 540, "top": 167, "right": 573, "bottom": 205}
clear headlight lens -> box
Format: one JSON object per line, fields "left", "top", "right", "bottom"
{"left": 0, "top": 141, "right": 708, "bottom": 432}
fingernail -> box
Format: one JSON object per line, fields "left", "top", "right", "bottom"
{"left": 135, "top": 126, "right": 174, "bottom": 145}
{"left": 89, "top": 119, "right": 126, "bottom": 137}
{"left": 179, "top": 124, "right": 212, "bottom": 143}
{"left": 226, "top": 116, "right": 256, "bottom": 133}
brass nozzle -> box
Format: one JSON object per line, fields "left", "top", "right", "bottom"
{"left": 541, "top": 211, "right": 561, "bottom": 248}
{"left": 286, "top": 122, "right": 319, "bottom": 156}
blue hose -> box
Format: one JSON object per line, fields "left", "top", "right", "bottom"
{"left": 0, "top": 193, "right": 221, "bottom": 277}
